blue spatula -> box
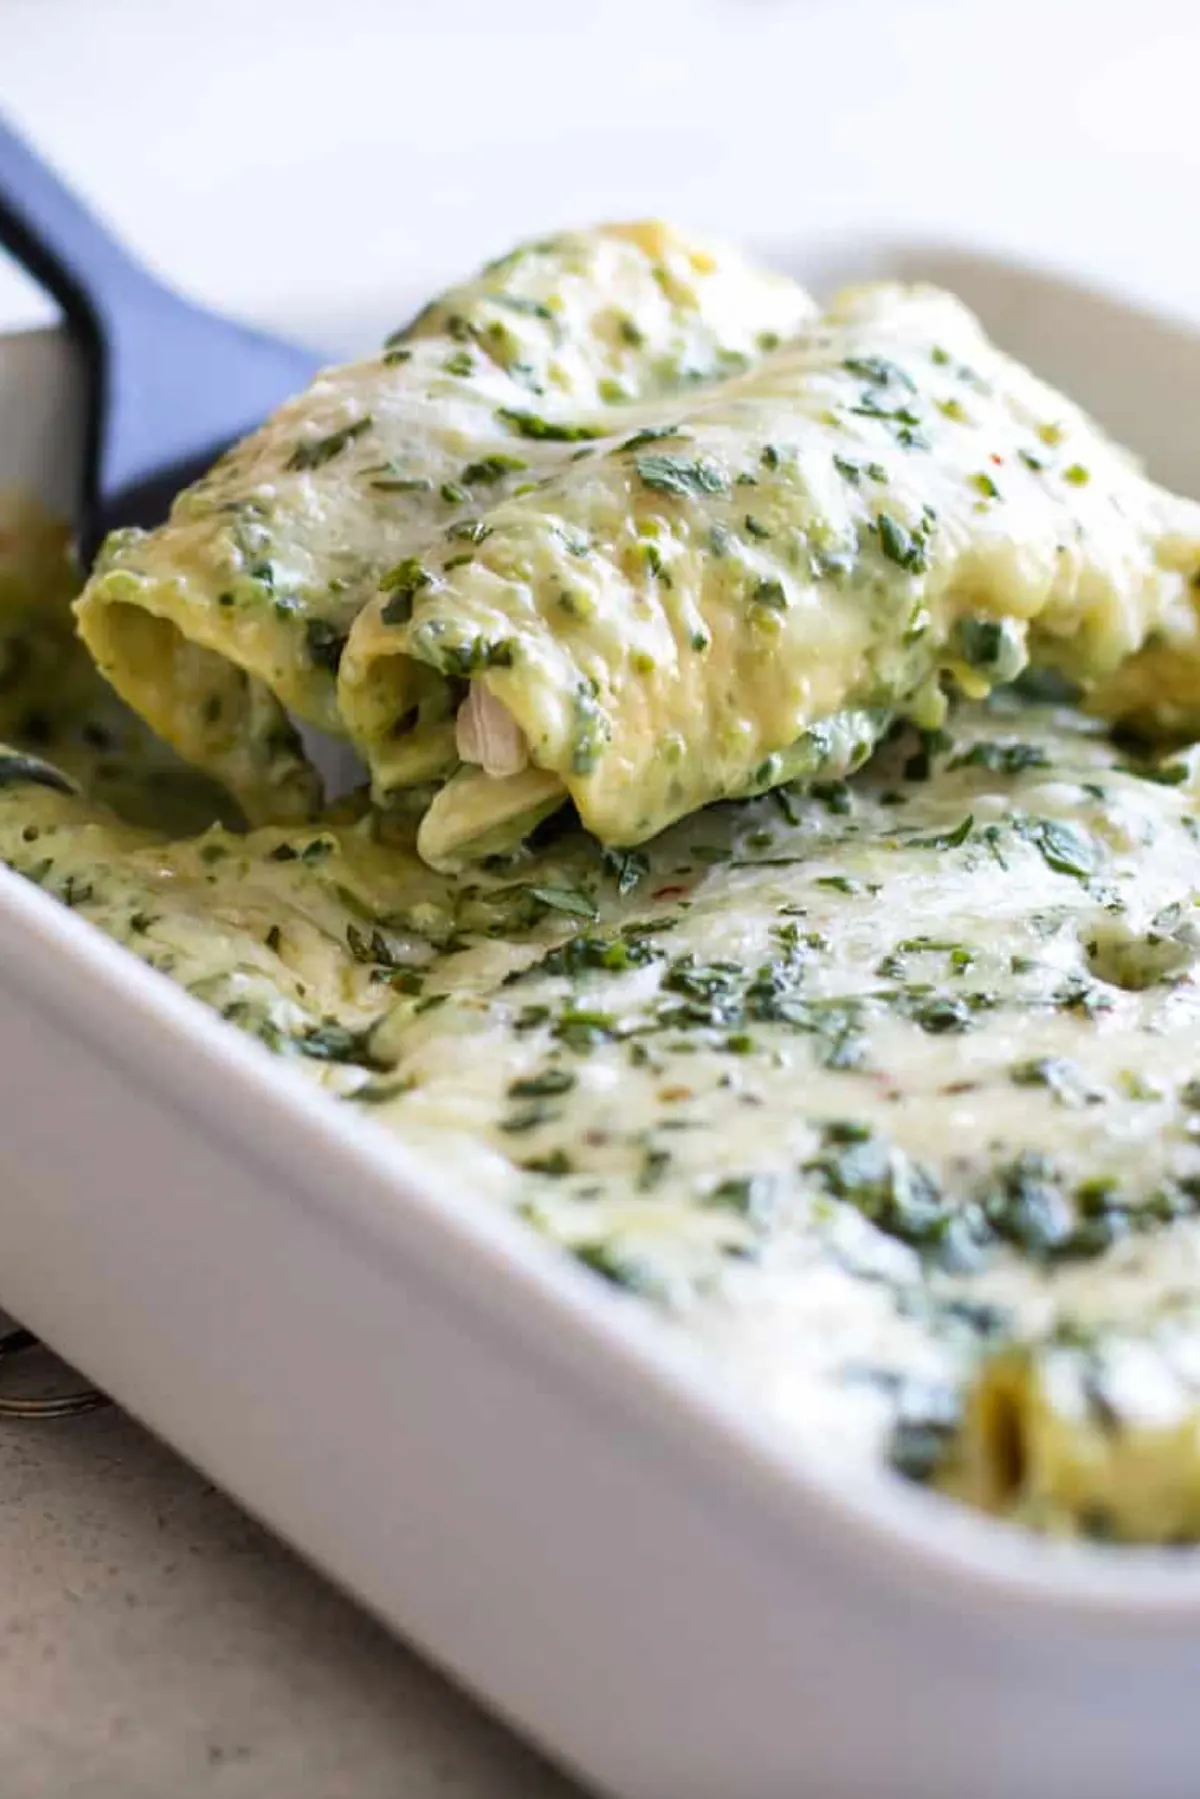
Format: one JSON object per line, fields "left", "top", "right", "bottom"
{"left": 0, "top": 113, "right": 323, "bottom": 564}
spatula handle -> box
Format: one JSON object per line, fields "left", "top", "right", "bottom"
{"left": 0, "top": 115, "right": 155, "bottom": 524}
{"left": 0, "top": 115, "right": 149, "bottom": 341}
{"left": 0, "top": 109, "right": 322, "bottom": 561}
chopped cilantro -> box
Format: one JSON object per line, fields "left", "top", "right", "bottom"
{"left": 601, "top": 847, "right": 649, "bottom": 895}
{"left": 949, "top": 740, "right": 1050, "bottom": 775}
{"left": 843, "top": 355, "right": 916, "bottom": 390}
{"left": 461, "top": 453, "right": 528, "bottom": 484}
{"left": 635, "top": 453, "right": 730, "bottom": 499}
{"left": 909, "top": 814, "right": 974, "bottom": 851}
{"left": 287, "top": 416, "right": 372, "bottom": 472}
{"left": 508, "top": 1068, "right": 576, "bottom": 1098}
{"left": 1021, "top": 818, "right": 1097, "bottom": 880}
{"left": 497, "top": 408, "right": 602, "bottom": 442}
{"left": 876, "top": 512, "right": 929, "bottom": 573}
{"left": 380, "top": 557, "right": 433, "bottom": 626}
{"left": 526, "top": 885, "right": 598, "bottom": 920}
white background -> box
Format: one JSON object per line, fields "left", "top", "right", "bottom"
{"left": 3, "top": 0, "right": 1200, "bottom": 351}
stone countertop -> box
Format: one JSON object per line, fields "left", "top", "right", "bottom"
{"left": 0, "top": 1398, "right": 576, "bottom": 1799}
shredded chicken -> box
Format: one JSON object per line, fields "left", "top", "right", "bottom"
{"left": 455, "top": 682, "right": 530, "bottom": 778}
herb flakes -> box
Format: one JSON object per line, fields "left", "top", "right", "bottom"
{"left": 635, "top": 453, "right": 730, "bottom": 499}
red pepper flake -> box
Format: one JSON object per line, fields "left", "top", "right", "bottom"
{"left": 652, "top": 884, "right": 690, "bottom": 901}
{"left": 989, "top": 452, "right": 1004, "bottom": 465}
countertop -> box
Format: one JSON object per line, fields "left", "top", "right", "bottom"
{"left": 2, "top": 2, "right": 1200, "bottom": 1793}
{"left": 0, "top": 1398, "right": 572, "bottom": 1799}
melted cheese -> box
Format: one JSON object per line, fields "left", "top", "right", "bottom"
{"left": 75, "top": 224, "right": 812, "bottom": 822}
{"left": 20, "top": 233, "right": 1200, "bottom": 1546}
{"left": 8, "top": 684, "right": 1200, "bottom": 1540}
{"left": 341, "top": 282, "right": 1200, "bottom": 867}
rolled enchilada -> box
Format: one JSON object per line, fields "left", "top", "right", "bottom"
{"left": 947, "top": 1310, "right": 1200, "bottom": 1542}
{"left": 0, "top": 493, "right": 234, "bottom": 831}
{"left": 75, "top": 223, "right": 813, "bottom": 822}
{"left": 338, "top": 281, "right": 1200, "bottom": 866}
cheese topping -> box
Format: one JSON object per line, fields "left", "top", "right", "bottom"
{"left": 11, "top": 582, "right": 1200, "bottom": 1542}
{"left": 341, "top": 282, "right": 1200, "bottom": 866}
{"left": 15, "top": 226, "right": 1200, "bottom": 1545}
{"left": 75, "top": 224, "right": 813, "bottom": 821}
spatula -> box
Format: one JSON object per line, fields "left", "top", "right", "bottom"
{"left": 0, "top": 117, "right": 329, "bottom": 1397}
{"left": 0, "top": 112, "right": 323, "bottom": 564}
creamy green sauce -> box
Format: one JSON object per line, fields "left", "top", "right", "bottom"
{"left": 347, "top": 280, "right": 1200, "bottom": 867}
{"left": 9, "top": 554, "right": 1200, "bottom": 1541}
{"left": 17, "top": 231, "right": 1200, "bottom": 1542}
{"left": 76, "top": 225, "right": 812, "bottom": 822}
{"left": 0, "top": 496, "right": 235, "bottom": 834}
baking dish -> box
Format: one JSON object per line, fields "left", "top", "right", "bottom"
{"left": 5, "top": 237, "right": 1200, "bottom": 1799}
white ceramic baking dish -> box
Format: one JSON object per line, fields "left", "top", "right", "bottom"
{"left": 5, "top": 238, "right": 1200, "bottom": 1799}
